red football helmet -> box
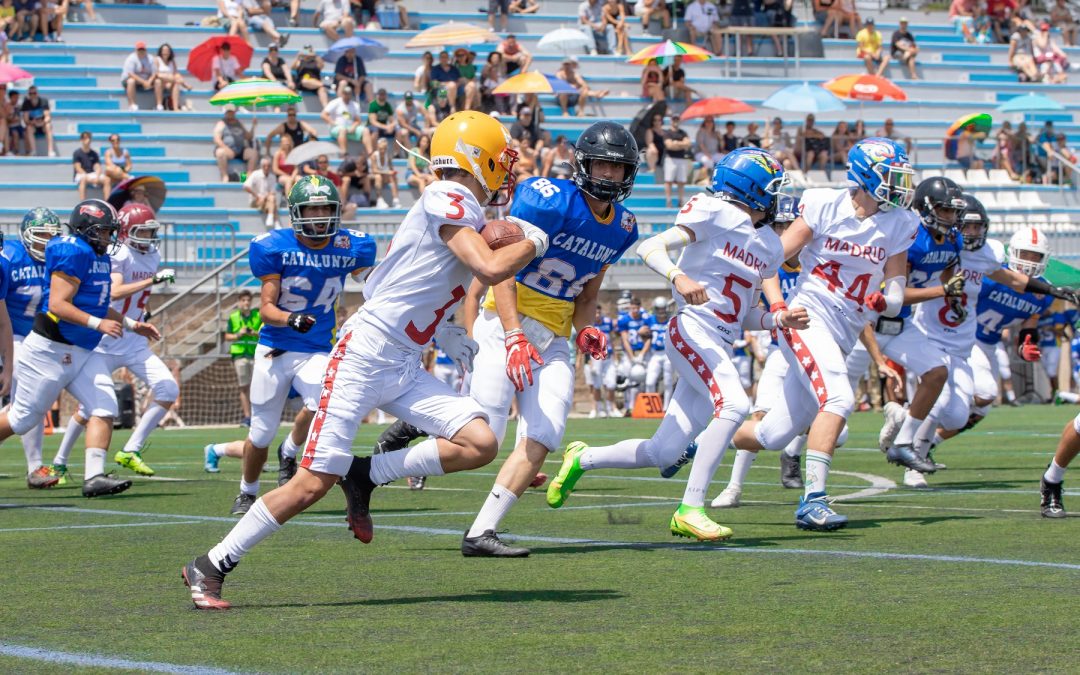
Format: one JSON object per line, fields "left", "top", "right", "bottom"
{"left": 118, "top": 203, "right": 162, "bottom": 253}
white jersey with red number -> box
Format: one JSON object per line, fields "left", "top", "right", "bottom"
{"left": 673, "top": 193, "right": 784, "bottom": 345}
{"left": 912, "top": 239, "right": 1005, "bottom": 357}
{"left": 357, "top": 180, "right": 484, "bottom": 349}
{"left": 97, "top": 244, "right": 161, "bottom": 355}
{"left": 790, "top": 188, "right": 919, "bottom": 351}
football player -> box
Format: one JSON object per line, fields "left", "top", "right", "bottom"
{"left": 846, "top": 176, "right": 966, "bottom": 479}
{"left": 582, "top": 303, "right": 617, "bottom": 418}
{"left": 903, "top": 197, "right": 1077, "bottom": 485}
{"left": 713, "top": 195, "right": 807, "bottom": 506}
{"left": 729, "top": 138, "right": 921, "bottom": 531}
{"left": 644, "top": 295, "right": 673, "bottom": 408}
{"left": 549, "top": 148, "right": 803, "bottom": 541}
{"left": 962, "top": 227, "right": 1054, "bottom": 433}
{"left": 182, "top": 111, "right": 549, "bottom": 609}
{"left": 616, "top": 296, "right": 654, "bottom": 410}
{"left": 50, "top": 203, "right": 177, "bottom": 479}
{"left": 3, "top": 208, "right": 63, "bottom": 488}
{"left": 0, "top": 200, "right": 159, "bottom": 497}
{"left": 227, "top": 175, "right": 376, "bottom": 515}
{"left": 462, "top": 120, "right": 641, "bottom": 557}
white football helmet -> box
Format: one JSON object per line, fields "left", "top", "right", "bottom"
{"left": 1008, "top": 226, "right": 1051, "bottom": 278}
{"left": 629, "top": 363, "right": 647, "bottom": 384}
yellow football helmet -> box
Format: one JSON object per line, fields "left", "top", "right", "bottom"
{"left": 430, "top": 111, "right": 518, "bottom": 205}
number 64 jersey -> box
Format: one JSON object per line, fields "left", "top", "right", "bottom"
{"left": 250, "top": 227, "right": 377, "bottom": 353}
{"left": 673, "top": 193, "right": 784, "bottom": 343}
{"left": 791, "top": 188, "right": 920, "bottom": 352}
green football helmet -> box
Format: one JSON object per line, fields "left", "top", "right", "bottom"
{"left": 20, "top": 207, "right": 63, "bottom": 262}
{"left": 288, "top": 174, "right": 341, "bottom": 239}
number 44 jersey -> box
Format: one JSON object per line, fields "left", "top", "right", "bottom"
{"left": 250, "top": 226, "right": 376, "bottom": 354}
{"left": 791, "top": 188, "right": 920, "bottom": 351}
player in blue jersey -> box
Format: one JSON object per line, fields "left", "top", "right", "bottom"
{"left": 616, "top": 296, "right": 654, "bottom": 409}
{"left": 3, "top": 208, "right": 63, "bottom": 488}
{"left": 50, "top": 203, "right": 179, "bottom": 481}
{"left": 462, "top": 121, "right": 641, "bottom": 557}
{"left": 925, "top": 226, "right": 1053, "bottom": 454}
{"left": 645, "top": 295, "right": 674, "bottom": 408}
{"left": 0, "top": 200, "right": 159, "bottom": 498}
{"left": 582, "top": 303, "right": 618, "bottom": 418}
{"left": 226, "top": 175, "right": 376, "bottom": 516}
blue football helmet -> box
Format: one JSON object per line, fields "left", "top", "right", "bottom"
{"left": 709, "top": 148, "right": 790, "bottom": 225}
{"left": 20, "top": 207, "right": 63, "bottom": 262}
{"left": 847, "top": 137, "right": 915, "bottom": 210}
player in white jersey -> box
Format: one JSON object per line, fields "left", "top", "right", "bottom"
{"left": 181, "top": 112, "right": 551, "bottom": 609}
{"left": 730, "top": 138, "right": 919, "bottom": 531}
{"left": 905, "top": 195, "right": 1077, "bottom": 484}
{"left": 50, "top": 204, "right": 177, "bottom": 478}
{"left": 924, "top": 227, "right": 1051, "bottom": 470}
{"left": 548, "top": 148, "right": 805, "bottom": 541}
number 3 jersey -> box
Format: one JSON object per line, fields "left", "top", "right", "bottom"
{"left": 2, "top": 239, "right": 45, "bottom": 338}
{"left": 912, "top": 238, "right": 1005, "bottom": 357}
{"left": 97, "top": 244, "right": 160, "bottom": 355}
{"left": 792, "top": 188, "right": 920, "bottom": 351}
{"left": 673, "top": 193, "right": 784, "bottom": 345}
{"left": 360, "top": 180, "right": 483, "bottom": 349}
{"left": 250, "top": 227, "right": 376, "bottom": 353}
{"left": 484, "top": 176, "right": 638, "bottom": 337}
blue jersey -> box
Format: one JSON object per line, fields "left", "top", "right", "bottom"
{"left": 975, "top": 274, "right": 1053, "bottom": 346}
{"left": 40, "top": 235, "right": 112, "bottom": 350}
{"left": 595, "top": 314, "right": 615, "bottom": 357}
{"left": 501, "top": 177, "right": 639, "bottom": 337}
{"left": 249, "top": 228, "right": 376, "bottom": 353}
{"left": 0, "top": 252, "right": 9, "bottom": 305}
{"left": 651, "top": 319, "right": 667, "bottom": 352}
{"left": 1038, "top": 310, "right": 1066, "bottom": 348}
{"left": 899, "top": 226, "right": 962, "bottom": 320}
{"left": 2, "top": 240, "right": 46, "bottom": 338}
{"left": 617, "top": 310, "right": 654, "bottom": 351}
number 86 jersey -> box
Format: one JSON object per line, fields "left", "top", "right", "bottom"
{"left": 672, "top": 193, "right": 784, "bottom": 344}
{"left": 503, "top": 176, "right": 639, "bottom": 337}
{"left": 791, "top": 188, "right": 919, "bottom": 351}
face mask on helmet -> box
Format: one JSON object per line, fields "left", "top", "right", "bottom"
{"left": 486, "top": 146, "right": 519, "bottom": 207}
{"left": 849, "top": 139, "right": 915, "bottom": 210}
{"left": 20, "top": 208, "right": 62, "bottom": 262}
{"left": 958, "top": 211, "right": 987, "bottom": 251}
{"left": 917, "top": 190, "right": 966, "bottom": 238}
{"left": 126, "top": 220, "right": 162, "bottom": 253}
{"left": 872, "top": 161, "right": 915, "bottom": 210}
{"left": 292, "top": 201, "right": 341, "bottom": 239}
{"left": 70, "top": 200, "right": 119, "bottom": 255}
{"left": 1008, "top": 228, "right": 1051, "bottom": 277}
{"left": 574, "top": 155, "right": 637, "bottom": 203}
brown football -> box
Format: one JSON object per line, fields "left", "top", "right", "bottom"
{"left": 481, "top": 219, "right": 525, "bottom": 250}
